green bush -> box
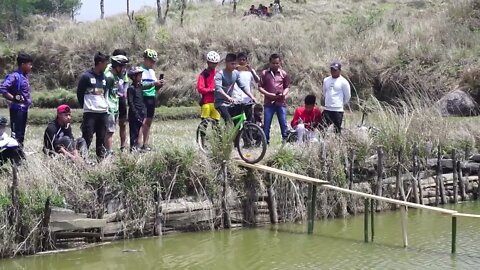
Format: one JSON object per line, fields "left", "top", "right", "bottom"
{"left": 30, "top": 88, "right": 80, "bottom": 108}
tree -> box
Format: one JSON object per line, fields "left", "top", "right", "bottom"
{"left": 180, "top": 0, "right": 186, "bottom": 27}
{"left": 157, "top": 0, "right": 171, "bottom": 25}
{"left": 100, "top": 0, "right": 104, "bottom": 19}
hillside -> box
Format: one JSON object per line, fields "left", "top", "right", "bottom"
{"left": 0, "top": 0, "right": 479, "bottom": 107}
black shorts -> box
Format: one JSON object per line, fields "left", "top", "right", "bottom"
{"left": 143, "top": 96, "right": 156, "bottom": 118}
{"left": 119, "top": 96, "right": 127, "bottom": 119}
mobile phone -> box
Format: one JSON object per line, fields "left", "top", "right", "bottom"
{"left": 159, "top": 74, "right": 164, "bottom": 80}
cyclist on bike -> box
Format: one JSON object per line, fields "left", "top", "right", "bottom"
{"left": 105, "top": 49, "right": 130, "bottom": 152}
{"left": 139, "top": 49, "right": 165, "bottom": 151}
{"left": 214, "top": 53, "right": 257, "bottom": 124}
{"left": 197, "top": 51, "right": 221, "bottom": 122}
{"left": 104, "top": 54, "right": 129, "bottom": 156}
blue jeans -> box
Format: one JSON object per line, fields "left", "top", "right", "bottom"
{"left": 263, "top": 105, "right": 288, "bottom": 143}
{"left": 9, "top": 109, "right": 28, "bottom": 146}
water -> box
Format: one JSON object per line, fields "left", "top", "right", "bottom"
{"left": 2, "top": 202, "right": 480, "bottom": 270}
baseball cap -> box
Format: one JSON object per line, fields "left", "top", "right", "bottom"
{"left": 57, "top": 104, "right": 71, "bottom": 114}
{"left": 330, "top": 62, "right": 342, "bottom": 70}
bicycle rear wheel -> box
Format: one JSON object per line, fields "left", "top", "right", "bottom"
{"left": 236, "top": 123, "right": 267, "bottom": 164}
{"left": 196, "top": 119, "right": 213, "bottom": 153}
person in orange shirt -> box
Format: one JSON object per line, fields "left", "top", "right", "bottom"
{"left": 197, "top": 51, "right": 221, "bottom": 122}
{"left": 291, "top": 94, "right": 322, "bottom": 143}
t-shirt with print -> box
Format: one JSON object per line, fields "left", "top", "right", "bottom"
{"left": 141, "top": 64, "right": 158, "bottom": 97}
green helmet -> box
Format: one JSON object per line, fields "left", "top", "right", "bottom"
{"left": 143, "top": 49, "right": 158, "bottom": 62}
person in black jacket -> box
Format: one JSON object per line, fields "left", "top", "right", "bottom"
{"left": 127, "top": 67, "right": 149, "bottom": 152}
{"left": 43, "top": 104, "right": 87, "bottom": 161}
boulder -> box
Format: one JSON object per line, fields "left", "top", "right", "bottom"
{"left": 437, "top": 88, "right": 479, "bottom": 116}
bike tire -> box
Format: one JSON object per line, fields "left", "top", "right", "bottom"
{"left": 236, "top": 122, "right": 267, "bottom": 164}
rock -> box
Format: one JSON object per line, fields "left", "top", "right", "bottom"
{"left": 469, "top": 154, "right": 480, "bottom": 162}
{"left": 437, "top": 88, "right": 479, "bottom": 116}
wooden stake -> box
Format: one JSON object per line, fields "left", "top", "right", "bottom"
{"left": 266, "top": 175, "right": 278, "bottom": 224}
{"left": 153, "top": 182, "right": 163, "bottom": 236}
{"left": 376, "top": 146, "right": 384, "bottom": 211}
{"left": 221, "top": 160, "right": 232, "bottom": 229}
{"left": 41, "top": 197, "right": 52, "bottom": 251}
{"left": 457, "top": 161, "right": 466, "bottom": 201}
{"left": 435, "top": 145, "right": 441, "bottom": 205}
{"left": 452, "top": 149, "right": 458, "bottom": 204}
{"left": 307, "top": 184, "right": 317, "bottom": 234}
{"left": 370, "top": 198, "right": 374, "bottom": 242}
{"left": 437, "top": 145, "right": 447, "bottom": 204}
{"left": 412, "top": 143, "right": 420, "bottom": 204}
{"left": 396, "top": 149, "right": 406, "bottom": 202}
{"left": 400, "top": 205, "right": 408, "bottom": 248}
{"left": 348, "top": 148, "right": 354, "bottom": 190}
{"left": 364, "top": 198, "right": 369, "bottom": 243}
{"left": 451, "top": 216, "right": 457, "bottom": 254}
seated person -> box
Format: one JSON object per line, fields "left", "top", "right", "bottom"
{"left": 291, "top": 94, "right": 322, "bottom": 143}
{"left": 43, "top": 104, "right": 87, "bottom": 161}
{"left": 0, "top": 117, "right": 25, "bottom": 166}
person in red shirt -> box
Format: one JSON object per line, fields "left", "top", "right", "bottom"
{"left": 291, "top": 94, "right": 322, "bottom": 143}
{"left": 197, "top": 51, "right": 221, "bottom": 121}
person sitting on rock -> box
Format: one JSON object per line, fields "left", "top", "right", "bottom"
{"left": 290, "top": 94, "right": 322, "bottom": 143}
{"left": 0, "top": 116, "right": 25, "bottom": 166}
{"left": 43, "top": 104, "right": 87, "bottom": 161}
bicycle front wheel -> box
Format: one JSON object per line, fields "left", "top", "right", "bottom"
{"left": 236, "top": 123, "right": 267, "bottom": 164}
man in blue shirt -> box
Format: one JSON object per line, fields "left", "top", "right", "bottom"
{"left": 0, "top": 53, "right": 33, "bottom": 147}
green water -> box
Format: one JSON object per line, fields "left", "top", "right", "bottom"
{"left": 2, "top": 202, "right": 480, "bottom": 270}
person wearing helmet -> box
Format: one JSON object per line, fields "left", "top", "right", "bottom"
{"left": 0, "top": 116, "right": 25, "bottom": 166}
{"left": 43, "top": 105, "right": 87, "bottom": 162}
{"left": 139, "top": 49, "right": 165, "bottom": 151}
{"left": 105, "top": 49, "right": 130, "bottom": 152}
{"left": 197, "top": 51, "right": 221, "bottom": 123}
{"left": 104, "top": 54, "right": 129, "bottom": 156}
{"left": 77, "top": 52, "right": 110, "bottom": 159}
{"left": 127, "top": 67, "right": 148, "bottom": 152}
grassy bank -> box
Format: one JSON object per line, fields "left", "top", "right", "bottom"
{"left": 0, "top": 0, "right": 478, "bottom": 107}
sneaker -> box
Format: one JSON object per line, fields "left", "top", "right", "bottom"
{"left": 120, "top": 146, "right": 126, "bottom": 153}
{"left": 141, "top": 145, "right": 152, "bottom": 151}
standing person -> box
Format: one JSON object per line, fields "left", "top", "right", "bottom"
{"left": 258, "top": 53, "right": 290, "bottom": 144}
{"left": 214, "top": 53, "right": 257, "bottom": 123}
{"left": 43, "top": 104, "right": 87, "bottom": 161}
{"left": 139, "top": 49, "right": 165, "bottom": 151}
{"left": 197, "top": 51, "right": 221, "bottom": 123}
{"left": 126, "top": 67, "right": 147, "bottom": 152}
{"left": 321, "top": 62, "right": 351, "bottom": 134}
{"left": 234, "top": 52, "right": 260, "bottom": 122}
{"left": 105, "top": 49, "right": 130, "bottom": 152}
{"left": 0, "top": 52, "right": 33, "bottom": 147}
{"left": 291, "top": 95, "right": 322, "bottom": 143}
{"left": 77, "top": 52, "right": 110, "bottom": 159}
{"left": 104, "top": 55, "right": 129, "bottom": 156}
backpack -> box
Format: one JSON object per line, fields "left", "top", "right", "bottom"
{"left": 198, "top": 69, "right": 210, "bottom": 106}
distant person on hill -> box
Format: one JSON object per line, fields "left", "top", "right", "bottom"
{"left": 77, "top": 52, "right": 110, "bottom": 159}
{"left": 0, "top": 116, "right": 25, "bottom": 166}
{"left": 249, "top": 5, "right": 256, "bottom": 15}
{"left": 0, "top": 52, "right": 33, "bottom": 147}
{"left": 43, "top": 105, "right": 87, "bottom": 161}
{"left": 234, "top": 52, "right": 260, "bottom": 122}
{"left": 105, "top": 49, "right": 130, "bottom": 152}
{"left": 104, "top": 54, "right": 129, "bottom": 156}
{"left": 197, "top": 51, "right": 221, "bottom": 123}
{"left": 214, "top": 53, "right": 257, "bottom": 123}
{"left": 138, "top": 49, "right": 165, "bottom": 151}
{"left": 258, "top": 53, "right": 290, "bottom": 144}
{"left": 291, "top": 94, "right": 322, "bottom": 143}
{"left": 321, "top": 62, "right": 351, "bottom": 134}
{"left": 126, "top": 67, "right": 147, "bottom": 152}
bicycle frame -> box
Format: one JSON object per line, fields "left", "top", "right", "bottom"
{"left": 231, "top": 111, "right": 247, "bottom": 131}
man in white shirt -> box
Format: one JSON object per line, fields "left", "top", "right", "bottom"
{"left": 233, "top": 52, "right": 260, "bottom": 121}
{"left": 321, "top": 62, "right": 351, "bottom": 133}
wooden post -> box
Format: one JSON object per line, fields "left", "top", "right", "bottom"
{"left": 438, "top": 145, "right": 447, "bottom": 204}
{"left": 154, "top": 182, "right": 163, "bottom": 236}
{"left": 348, "top": 148, "right": 354, "bottom": 190}
{"left": 376, "top": 146, "right": 384, "bottom": 211}
{"left": 451, "top": 216, "right": 457, "bottom": 254}
{"left": 412, "top": 143, "right": 420, "bottom": 204}
{"left": 457, "top": 161, "right": 466, "bottom": 201}
{"left": 477, "top": 168, "right": 480, "bottom": 200}
{"left": 400, "top": 205, "right": 408, "bottom": 248}
{"left": 452, "top": 149, "right": 458, "bottom": 204}
{"left": 307, "top": 184, "right": 317, "bottom": 234}
{"left": 370, "top": 198, "right": 374, "bottom": 242}
{"left": 221, "top": 160, "right": 232, "bottom": 229}
{"left": 364, "top": 198, "right": 369, "bottom": 243}
{"left": 266, "top": 175, "right": 278, "bottom": 224}
{"left": 435, "top": 145, "right": 441, "bottom": 205}
{"left": 41, "top": 197, "right": 52, "bottom": 251}
{"left": 243, "top": 169, "right": 258, "bottom": 227}
{"left": 396, "top": 149, "right": 406, "bottom": 202}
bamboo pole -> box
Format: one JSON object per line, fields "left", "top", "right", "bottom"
{"left": 364, "top": 198, "right": 369, "bottom": 243}
{"left": 452, "top": 149, "right": 458, "bottom": 204}
{"left": 370, "top": 198, "right": 374, "bottom": 242}
{"left": 411, "top": 143, "right": 420, "bottom": 204}
{"left": 451, "top": 216, "right": 457, "bottom": 254}
{"left": 376, "top": 146, "right": 384, "bottom": 211}
{"left": 400, "top": 206, "right": 408, "bottom": 248}
{"left": 307, "top": 184, "right": 317, "bottom": 234}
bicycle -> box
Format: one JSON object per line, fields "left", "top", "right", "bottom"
{"left": 196, "top": 103, "right": 267, "bottom": 164}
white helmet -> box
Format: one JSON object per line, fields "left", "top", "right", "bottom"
{"left": 206, "top": 51, "right": 220, "bottom": 64}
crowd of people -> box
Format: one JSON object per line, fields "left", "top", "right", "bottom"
{"left": 0, "top": 48, "right": 351, "bottom": 165}
{"left": 244, "top": 0, "right": 282, "bottom": 17}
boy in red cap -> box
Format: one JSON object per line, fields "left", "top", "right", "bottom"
{"left": 43, "top": 104, "right": 87, "bottom": 161}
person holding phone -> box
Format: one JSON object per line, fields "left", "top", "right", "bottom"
{"left": 138, "top": 49, "right": 165, "bottom": 151}
{"left": 43, "top": 104, "right": 87, "bottom": 162}
{"left": 233, "top": 52, "right": 260, "bottom": 122}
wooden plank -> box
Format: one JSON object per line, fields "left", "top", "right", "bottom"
{"left": 50, "top": 219, "right": 107, "bottom": 232}
{"left": 164, "top": 209, "right": 213, "bottom": 227}
{"left": 236, "top": 160, "right": 329, "bottom": 185}
{"left": 103, "top": 222, "right": 124, "bottom": 235}
{"left": 50, "top": 207, "right": 87, "bottom": 222}
{"left": 452, "top": 213, "right": 480, "bottom": 218}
